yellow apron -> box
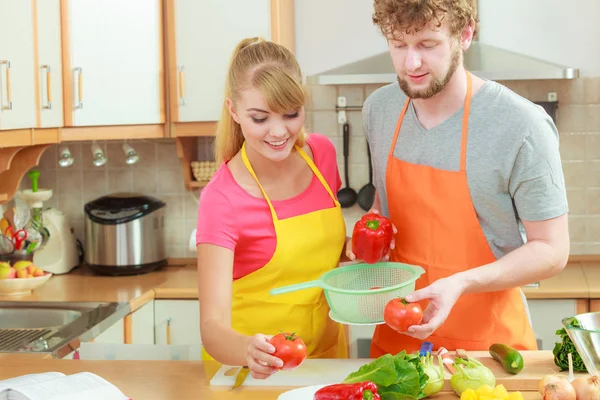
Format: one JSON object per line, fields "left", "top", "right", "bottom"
{"left": 202, "top": 141, "right": 348, "bottom": 361}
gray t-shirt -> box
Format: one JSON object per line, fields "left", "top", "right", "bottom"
{"left": 363, "top": 79, "right": 569, "bottom": 260}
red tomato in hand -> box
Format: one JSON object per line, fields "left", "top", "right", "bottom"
{"left": 268, "top": 332, "right": 307, "bottom": 370}
{"left": 383, "top": 297, "right": 423, "bottom": 333}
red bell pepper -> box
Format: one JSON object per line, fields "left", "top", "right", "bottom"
{"left": 313, "top": 381, "right": 380, "bottom": 400}
{"left": 351, "top": 213, "right": 393, "bottom": 264}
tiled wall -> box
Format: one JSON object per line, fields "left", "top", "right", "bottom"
{"left": 21, "top": 139, "right": 209, "bottom": 259}
{"left": 304, "top": 77, "right": 600, "bottom": 255}
{"left": 23, "top": 77, "right": 600, "bottom": 257}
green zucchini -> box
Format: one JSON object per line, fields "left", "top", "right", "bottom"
{"left": 489, "top": 343, "right": 524, "bottom": 374}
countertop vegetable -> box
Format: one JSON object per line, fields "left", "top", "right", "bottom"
{"left": 420, "top": 353, "right": 444, "bottom": 396}
{"left": 342, "top": 351, "right": 428, "bottom": 400}
{"left": 553, "top": 317, "right": 587, "bottom": 373}
{"left": 489, "top": 343, "right": 524, "bottom": 375}
{"left": 313, "top": 381, "right": 380, "bottom": 400}
{"left": 450, "top": 357, "right": 496, "bottom": 396}
{"left": 351, "top": 213, "right": 393, "bottom": 264}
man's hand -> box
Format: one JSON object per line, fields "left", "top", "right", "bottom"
{"left": 397, "top": 276, "right": 465, "bottom": 340}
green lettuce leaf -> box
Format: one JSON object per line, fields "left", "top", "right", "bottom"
{"left": 343, "top": 353, "right": 398, "bottom": 387}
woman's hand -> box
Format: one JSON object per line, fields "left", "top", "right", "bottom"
{"left": 397, "top": 276, "right": 466, "bottom": 340}
{"left": 345, "top": 209, "right": 397, "bottom": 262}
{"left": 246, "top": 334, "right": 284, "bottom": 379}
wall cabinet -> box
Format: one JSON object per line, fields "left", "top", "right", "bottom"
{"left": 0, "top": 1, "right": 37, "bottom": 131}
{"left": 168, "top": 0, "right": 271, "bottom": 124}
{"left": 36, "top": 0, "right": 64, "bottom": 129}
{"left": 62, "top": 0, "right": 164, "bottom": 127}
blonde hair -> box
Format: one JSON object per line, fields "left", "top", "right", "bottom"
{"left": 373, "top": 0, "right": 479, "bottom": 39}
{"left": 214, "top": 37, "right": 307, "bottom": 164}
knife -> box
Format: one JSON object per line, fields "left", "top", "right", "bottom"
{"left": 231, "top": 366, "right": 249, "bottom": 390}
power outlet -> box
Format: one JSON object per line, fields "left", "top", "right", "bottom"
{"left": 547, "top": 92, "right": 558, "bottom": 102}
{"left": 337, "top": 96, "right": 347, "bottom": 108}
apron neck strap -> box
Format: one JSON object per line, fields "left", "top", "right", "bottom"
{"left": 240, "top": 141, "right": 339, "bottom": 221}
{"left": 459, "top": 71, "right": 473, "bottom": 171}
{"left": 388, "top": 70, "right": 473, "bottom": 172}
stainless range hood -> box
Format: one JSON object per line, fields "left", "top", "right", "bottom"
{"left": 306, "top": 42, "right": 579, "bottom": 85}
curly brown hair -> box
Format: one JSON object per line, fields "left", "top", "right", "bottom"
{"left": 372, "top": 0, "right": 478, "bottom": 39}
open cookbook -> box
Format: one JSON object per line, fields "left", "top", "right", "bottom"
{"left": 0, "top": 371, "right": 130, "bottom": 400}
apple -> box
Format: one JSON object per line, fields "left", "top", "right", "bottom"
{"left": 16, "top": 269, "right": 28, "bottom": 279}
{"left": 0, "top": 266, "right": 16, "bottom": 280}
{"left": 27, "top": 265, "right": 36, "bottom": 274}
{"left": 33, "top": 267, "right": 44, "bottom": 277}
{"left": 13, "top": 261, "right": 33, "bottom": 271}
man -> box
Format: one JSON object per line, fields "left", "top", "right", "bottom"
{"left": 356, "top": 0, "right": 570, "bottom": 356}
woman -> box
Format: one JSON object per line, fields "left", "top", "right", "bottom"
{"left": 196, "top": 37, "right": 348, "bottom": 380}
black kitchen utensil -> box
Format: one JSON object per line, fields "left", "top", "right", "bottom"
{"left": 357, "top": 140, "right": 376, "bottom": 211}
{"left": 337, "top": 123, "right": 357, "bottom": 208}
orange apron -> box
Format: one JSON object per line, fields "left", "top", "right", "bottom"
{"left": 371, "top": 72, "right": 537, "bottom": 356}
{"left": 202, "top": 141, "right": 348, "bottom": 361}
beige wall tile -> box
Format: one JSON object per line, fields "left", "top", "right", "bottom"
{"left": 349, "top": 163, "right": 370, "bottom": 190}
{"left": 157, "top": 168, "right": 186, "bottom": 194}
{"left": 57, "top": 169, "right": 83, "bottom": 194}
{"left": 307, "top": 85, "right": 337, "bottom": 110}
{"left": 338, "top": 86, "right": 364, "bottom": 107}
{"left": 586, "top": 161, "right": 600, "bottom": 188}
{"left": 159, "top": 194, "right": 184, "bottom": 220}
{"left": 587, "top": 188, "right": 600, "bottom": 214}
{"left": 562, "top": 161, "right": 588, "bottom": 188}
{"left": 559, "top": 133, "right": 586, "bottom": 161}
{"left": 567, "top": 188, "right": 587, "bottom": 214}
{"left": 108, "top": 168, "right": 133, "bottom": 193}
{"left": 156, "top": 141, "right": 181, "bottom": 169}
{"left": 584, "top": 77, "right": 600, "bottom": 104}
{"left": 38, "top": 145, "right": 57, "bottom": 171}
{"left": 304, "top": 111, "right": 314, "bottom": 133}
{"left": 365, "top": 84, "right": 387, "bottom": 99}
{"left": 569, "top": 216, "right": 588, "bottom": 242}
{"left": 586, "top": 106, "right": 600, "bottom": 132}
{"left": 586, "top": 133, "right": 600, "bottom": 160}
{"left": 164, "top": 218, "right": 187, "bottom": 246}
{"left": 313, "top": 111, "right": 338, "bottom": 137}
{"left": 82, "top": 170, "right": 108, "bottom": 196}
{"left": 133, "top": 168, "right": 158, "bottom": 194}
{"left": 501, "top": 81, "right": 530, "bottom": 100}
{"left": 557, "top": 105, "right": 587, "bottom": 132}
{"left": 587, "top": 217, "right": 600, "bottom": 242}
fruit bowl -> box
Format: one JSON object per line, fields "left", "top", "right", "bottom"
{"left": 0, "top": 261, "right": 52, "bottom": 296}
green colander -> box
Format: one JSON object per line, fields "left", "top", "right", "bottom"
{"left": 269, "top": 262, "right": 425, "bottom": 324}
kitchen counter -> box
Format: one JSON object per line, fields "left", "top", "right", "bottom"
{"left": 0, "top": 351, "right": 568, "bottom": 399}
{"left": 1, "top": 259, "right": 597, "bottom": 312}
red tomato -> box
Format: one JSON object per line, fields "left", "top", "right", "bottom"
{"left": 383, "top": 297, "right": 423, "bottom": 332}
{"left": 269, "top": 332, "right": 307, "bottom": 370}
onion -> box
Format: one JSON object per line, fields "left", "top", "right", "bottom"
{"left": 571, "top": 375, "right": 600, "bottom": 400}
{"left": 539, "top": 374, "right": 576, "bottom": 400}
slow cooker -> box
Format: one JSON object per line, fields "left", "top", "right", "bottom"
{"left": 84, "top": 192, "right": 167, "bottom": 276}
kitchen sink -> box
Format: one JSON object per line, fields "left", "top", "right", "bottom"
{"left": 0, "top": 308, "right": 83, "bottom": 329}
{"left": 0, "top": 301, "right": 130, "bottom": 356}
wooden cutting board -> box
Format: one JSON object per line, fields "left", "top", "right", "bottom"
{"left": 210, "top": 350, "right": 579, "bottom": 391}
{"left": 440, "top": 350, "right": 578, "bottom": 392}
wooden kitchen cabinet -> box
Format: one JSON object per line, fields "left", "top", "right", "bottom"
{"left": 154, "top": 300, "right": 202, "bottom": 350}
{"left": 167, "top": 0, "right": 271, "bottom": 127}
{"left": 61, "top": 0, "right": 165, "bottom": 128}
{"left": 0, "top": 1, "right": 37, "bottom": 131}
{"left": 36, "top": 0, "right": 64, "bottom": 129}
{"left": 527, "top": 298, "right": 588, "bottom": 351}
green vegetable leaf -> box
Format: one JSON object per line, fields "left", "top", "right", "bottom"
{"left": 552, "top": 321, "right": 587, "bottom": 372}
{"left": 390, "top": 361, "right": 420, "bottom": 397}
{"left": 378, "top": 391, "right": 418, "bottom": 400}
{"left": 343, "top": 354, "right": 398, "bottom": 387}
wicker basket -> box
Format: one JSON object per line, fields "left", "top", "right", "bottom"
{"left": 191, "top": 161, "right": 218, "bottom": 184}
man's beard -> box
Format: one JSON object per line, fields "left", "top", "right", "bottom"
{"left": 398, "top": 45, "right": 461, "bottom": 99}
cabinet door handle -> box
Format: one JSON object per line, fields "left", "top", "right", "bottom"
{"left": 73, "top": 67, "right": 83, "bottom": 109}
{"left": 177, "top": 65, "right": 185, "bottom": 106}
{"left": 41, "top": 65, "right": 52, "bottom": 110}
{"left": 0, "top": 61, "right": 12, "bottom": 110}
{"left": 166, "top": 318, "right": 172, "bottom": 345}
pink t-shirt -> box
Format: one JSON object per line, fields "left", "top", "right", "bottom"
{"left": 196, "top": 133, "right": 342, "bottom": 280}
